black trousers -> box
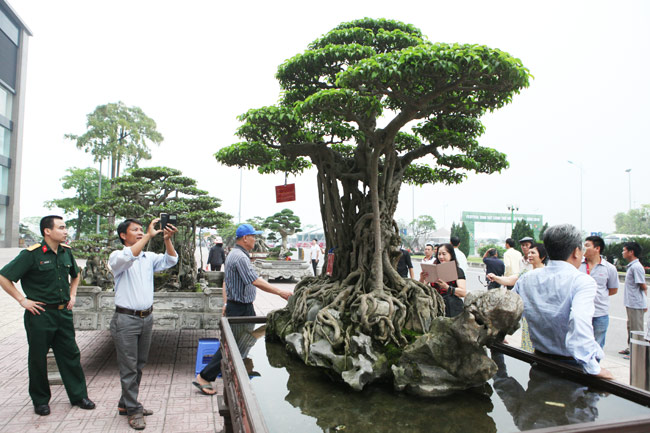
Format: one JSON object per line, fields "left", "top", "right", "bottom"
{"left": 199, "top": 301, "right": 256, "bottom": 381}
{"left": 311, "top": 259, "right": 318, "bottom": 275}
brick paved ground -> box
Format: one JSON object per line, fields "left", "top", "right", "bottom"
{"left": 0, "top": 277, "right": 293, "bottom": 433}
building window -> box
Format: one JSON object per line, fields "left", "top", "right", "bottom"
{"left": 0, "top": 85, "right": 11, "bottom": 119}
{"left": 0, "top": 125, "right": 8, "bottom": 158}
{"left": 0, "top": 204, "right": 6, "bottom": 242}
{"left": 0, "top": 9, "right": 20, "bottom": 45}
{"left": 0, "top": 165, "right": 7, "bottom": 196}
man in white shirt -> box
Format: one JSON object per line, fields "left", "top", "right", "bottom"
{"left": 450, "top": 236, "right": 468, "bottom": 274}
{"left": 310, "top": 238, "right": 323, "bottom": 276}
{"left": 514, "top": 224, "right": 612, "bottom": 379}
{"left": 518, "top": 236, "right": 534, "bottom": 274}
{"left": 109, "top": 217, "right": 178, "bottom": 429}
{"left": 503, "top": 238, "right": 522, "bottom": 288}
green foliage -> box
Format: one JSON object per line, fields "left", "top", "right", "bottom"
{"left": 539, "top": 222, "right": 549, "bottom": 241}
{"left": 45, "top": 167, "right": 104, "bottom": 240}
{"left": 451, "top": 222, "right": 470, "bottom": 256}
{"left": 399, "top": 215, "right": 436, "bottom": 251}
{"left": 215, "top": 18, "right": 530, "bottom": 186}
{"left": 65, "top": 101, "right": 164, "bottom": 179}
{"left": 478, "top": 244, "right": 506, "bottom": 258}
{"left": 93, "top": 166, "right": 230, "bottom": 229}
{"left": 614, "top": 205, "right": 650, "bottom": 235}
{"left": 93, "top": 166, "right": 232, "bottom": 290}
{"left": 264, "top": 209, "right": 301, "bottom": 256}
{"left": 264, "top": 208, "right": 302, "bottom": 235}
{"left": 511, "top": 219, "right": 535, "bottom": 253}
{"left": 214, "top": 18, "right": 529, "bottom": 281}
{"left": 19, "top": 216, "right": 41, "bottom": 243}
{"left": 603, "top": 238, "right": 650, "bottom": 273}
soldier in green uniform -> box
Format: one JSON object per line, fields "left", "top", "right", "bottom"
{"left": 0, "top": 215, "right": 95, "bottom": 416}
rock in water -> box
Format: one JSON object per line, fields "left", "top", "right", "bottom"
{"left": 393, "top": 288, "right": 523, "bottom": 396}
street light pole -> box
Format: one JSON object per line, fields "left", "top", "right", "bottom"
{"left": 238, "top": 168, "right": 243, "bottom": 224}
{"left": 568, "top": 160, "right": 583, "bottom": 235}
{"left": 507, "top": 205, "right": 518, "bottom": 233}
{"left": 96, "top": 158, "right": 102, "bottom": 234}
{"left": 625, "top": 168, "right": 632, "bottom": 210}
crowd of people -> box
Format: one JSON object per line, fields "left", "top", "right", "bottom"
{"left": 399, "top": 224, "right": 647, "bottom": 379}
{"left": 0, "top": 215, "right": 646, "bottom": 429}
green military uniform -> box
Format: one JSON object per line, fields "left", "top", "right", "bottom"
{"left": 0, "top": 241, "right": 88, "bottom": 406}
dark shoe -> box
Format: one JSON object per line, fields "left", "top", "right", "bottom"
{"left": 119, "top": 406, "right": 154, "bottom": 416}
{"left": 619, "top": 348, "right": 630, "bottom": 355}
{"left": 72, "top": 397, "right": 96, "bottom": 410}
{"left": 128, "top": 413, "right": 146, "bottom": 430}
{"left": 34, "top": 404, "right": 50, "bottom": 416}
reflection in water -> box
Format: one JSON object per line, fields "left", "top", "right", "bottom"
{"left": 230, "top": 325, "right": 647, "bottom": 432}
{"left": 265, "top": 341, "right": 497, "bottom": 433}
{"left": 491, "top": 351, "right": 600, "bottom": 431}
{"left": 231, "top": 324, "right": 266, "bottom": 376}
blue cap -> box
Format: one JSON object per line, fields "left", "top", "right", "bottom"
{"left": 236, "top": 224, "right": 263, "bottom": 238}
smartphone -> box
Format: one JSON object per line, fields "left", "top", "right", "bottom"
{"left": 160, "top": 213, "right": 178, "bottom": 229}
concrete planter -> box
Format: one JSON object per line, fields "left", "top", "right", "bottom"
{"left": 73, "top": 285, "right": 225, "bottom": 330}
{"left": 253, "top": 259, "right": 313, "bottom": 281}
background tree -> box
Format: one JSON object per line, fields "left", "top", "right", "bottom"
{"left": 215, "top": 18, "right": 529, "bottom": 386}
{"left": 264, "top": 208, "right": 302, "bottom": 258}
{"left": 407, "top": 215, "right": 436, "bottom": 252}
{"left": 19, "top": 216, "right": 41, "bottom": 245}
{"left": 614, "top": 205, "right": 650, "bottom": 235}
{"left": 511, "top": 219, "right": 535, "bottom": 252}
{"left": 538, "top": 222, "right": 549, "bottom": 241}
{"left": 451, "top": 222, "right": 470, "bottom": 256}
{"left": 603, "top": 238, "right": 650, "bottom": 273}
{"left": 94, "top": 166, "right": 231, "bottom": 289}
{"left": 65, "top": 102, "right": 164, "bottom": 180}
{"left": 45, "top": 167, "right": 104, "bottom": 240}
{"left": 478, "top": 243, "right": 506, "bottom": 258}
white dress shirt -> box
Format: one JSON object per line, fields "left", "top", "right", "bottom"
{"left": 454, "top": 248, "right": 468, "bottom": 274}
{"left": 109, "top": 247, "right": 178, "bottom": 310}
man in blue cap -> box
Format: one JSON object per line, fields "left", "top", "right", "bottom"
{"left": 192, "top": 224, "right": 292, "bottom": 394}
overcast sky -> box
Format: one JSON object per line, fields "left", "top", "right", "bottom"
{"left": 8, "top": 0, "right": 650, "bottom": 241}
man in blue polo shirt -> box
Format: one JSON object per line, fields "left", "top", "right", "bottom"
{"left": 619, "top": 241, "right": 647, "bottom": 357}
{"left": 579, "top": 235, "right": 618, "bottom": 348}
{"left": 193, "top": 223, "right": 292, "bottom": 395}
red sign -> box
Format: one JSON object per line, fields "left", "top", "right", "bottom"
{"left": 275, "top": 184, "right": 296, "bottom": 203}
{"left": 326, "top": 253, "right": 335, "bottom": 276}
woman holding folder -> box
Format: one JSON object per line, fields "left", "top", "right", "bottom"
{"left": 419, "top": 243, "right": 467, "bottom": 317}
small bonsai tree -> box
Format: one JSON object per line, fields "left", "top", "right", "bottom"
{"left": 264, "top": 209, "right": 302, "bottom": 258}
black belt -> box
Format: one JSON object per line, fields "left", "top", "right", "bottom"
{"left": 227, "top": 299, "right": 252, "bottom": 305}
{"left": 115, "top": 306, "right": 153, "bottom": 318}
{"left": 43, "top": 303, "right": 66, "bottom": 310}
{"left": 534, "top": 350, "right": 574, "bottom": 361}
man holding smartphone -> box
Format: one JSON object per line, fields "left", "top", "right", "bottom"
{"left": 109, "top": 217, "right": 178, "bottom": 430}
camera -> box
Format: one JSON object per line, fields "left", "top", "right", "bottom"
{"left": 160, "top": 213, "right": 178, "bottom": 229}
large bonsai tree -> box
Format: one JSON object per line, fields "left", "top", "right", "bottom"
{"left": 215, "top": 18, "right": 529, "bottom": 394}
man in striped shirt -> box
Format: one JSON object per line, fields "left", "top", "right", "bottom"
{"left": 193, "top": 224, "right": 292, "bottom": 395}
